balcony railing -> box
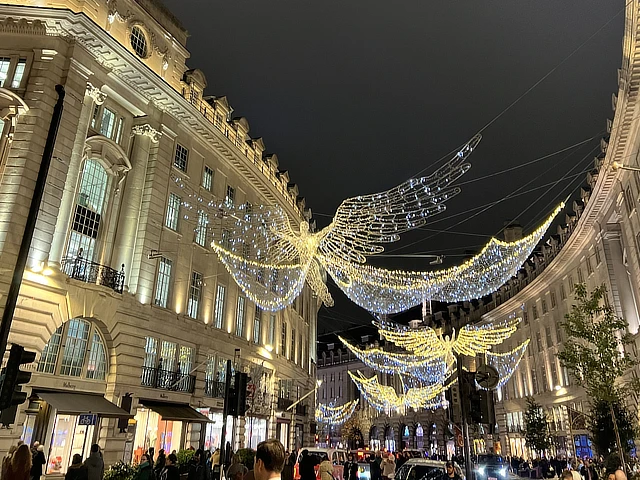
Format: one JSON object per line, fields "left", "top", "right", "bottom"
{"left": 141, "top": 366, "right": 195, "bottom": 393}
{"left": 277, "top": 397, "right": 294, "bottom": 410}
{"left": 205, "top": 379, "right": 226, "bottom": 398}
{"left": 61, "top": 256, "right": 125, "bottom": 294}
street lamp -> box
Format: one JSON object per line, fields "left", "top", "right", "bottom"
{"left": 612, "top": 161, "right": 640, "bottom": 172}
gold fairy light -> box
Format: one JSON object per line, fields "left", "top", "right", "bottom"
{"left": 479, "top": 339, "right": 530, "bottom": 390}
{"left": 315, "top": 399, "right": 359, "bottom": 425}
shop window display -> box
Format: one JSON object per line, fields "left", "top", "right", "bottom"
{"left": 46, "top": 414, "right": 96, "bottom": 474}
{"left": 199, "top": 410, "right": 233, "bottom": 451}
{"left": 245, "top": 418, "right": 267, "bottom": 449}
{"left": 133, "top": 408, "right": 182, "bottom": 462}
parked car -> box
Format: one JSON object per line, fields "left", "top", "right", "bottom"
{"left": 473, "top": 455, "right": 509, "bottom": 480}
{"left": 295, "top": 448, "right": 349, "bottom": 480}
{"left": 395, "top": 459, "right": 447, "bottom": 480}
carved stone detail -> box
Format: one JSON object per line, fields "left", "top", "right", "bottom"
{"left": 131, "top": 124, "right": 162, "bottom": 143}
{"left": 86, "top": 82, "right": 107, "bottom": 105}
{"left": 0, "top": 17, "right": 47, "bottom": 35}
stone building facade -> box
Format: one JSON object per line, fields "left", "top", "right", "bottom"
{"left": 0, "top": 0, "right": 319, "bottom": 474}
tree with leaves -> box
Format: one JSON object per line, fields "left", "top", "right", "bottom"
{"left": 524, "top": 396, "right": 552, "bottom": 456}
{"left": 341, "top": 415, "right": 364, "bottom": 449}
{"left": 557, "top": 284, "right": 638, "bottom": 460}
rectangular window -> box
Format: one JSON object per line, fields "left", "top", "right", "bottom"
{"left": 179, "top": 345, "right": 194, "bottom": 374}
{"left": 269, "top": 314, "right": 276, "bottom": 346}
{"left": 555, "top": 322, "right": 563, "bottom": 343}
{"left": 568, "top": 275, "right": 575, "bottom": 293}
{"left": 115, "top": 117, "right": 124, "bottom": 144}
{"left": 595, "top": 244, "right": 601, "bottom": 265}
{"left": 143, "top": 337, "right": 158, "bottom": 368}
{"left": 225, "top": 185, "right": 235, "bottom": 207}
{"left": 551, "top": 360, "right": 559, "bottom": 389}
{"left": 221, "top": 228, "right": 231, "bottom": 249}
{"left": 281, "top": 322, "right": 287, "bottom": 358}
{"left": 206, "top": 354, "right": 216, "bottom": 382}
{"left": 187, "top": 271, "right": 202, "bottom": 318}
{"left": 165, "top": 193, "right": 180, "bottom": 230}
{"left": 541, "top": 299, "right": 548, "bottom": 314}
{"left": 195, "top": 210, "right": 208, "bottom": 246}
{"left": 0, "top": 57, "right": 10, "bottom": 87}
{"left": 577, "top": 267, "right": 584, "bottom": 284}
{"left": 253, "top": 306, "right": 261, "bottom": 344}
{"left": 523, "top": 310, "right": 529, "bottom": 325}
{"left": 550, "top": 290, "right": 557, "bottom": 308}
{"left": 154, "top": 257, "right": 172, "bottom": 308}
{"left": 536, "top": 331, "right": 543, "bottom": 352}
{"left": 625, "top": 185, "right": 634, "bottom": 216}
{"left": 560, "top": 283, "right": 567, "bottom": 300}
{"left": 99, "top": 107, "right": 116, "bottom": 138}
{"left": 214, "top": 285, "right": 226, "bottom": 329}
{"left": 160, "top": 340, "right": 177, "bottom": 372}
{"left": 91, "top": 104, "right": 100, "bottom": 129}
{"left": 215, "top": 113, "right": 223, "bottom": 129}
{"left": 586, "top": 256, "right": 593, "bottom": 275}
{"left": 532, "top": 305, "right": 539, "bottom": 319}
{"left": 531, "top": 368, "right": 539, "bottom": 395}
{"left": 291, "top": 328, "right": 296, "bottom": 364}
{"left": 236, "top": 296, "right": 246, "bottom": 337}
{"left": 541, "top": 362, "right": 548, "bottom": 392}
{"left": 174, "top": 144, "right": 188, "bottom": 172}
{"left": 545, "top": 326, "right": 553, "bottom": 347}
{"left": 11, "top": 58, "right": 26, "bottom": 88}
{"left": 202, "top": 165, "right": 214, "bottom": 191}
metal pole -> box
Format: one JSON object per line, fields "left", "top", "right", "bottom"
{"left": 220, "top": 360, "right": 232, "bottom": 476}
{"left": 609, "top": 403, "right": 627, "bottom": 473}
{"left": 457, "top": 359, "right": 473, "bottom": 480}
{"left": 0, "top": 85, "right": 65, "bottom": 357}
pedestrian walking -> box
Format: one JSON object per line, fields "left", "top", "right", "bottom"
{"left": 227, "top": 454, "right": 248, "bottom": 480}
{"left": 134, "top": 453, "right": 154, "bottom": 480}
{"left": 381, "top": 453, "right": 395, "bottom": 480}
{"left": 319, "top": 454, "right": 334, "bottom": 480}
{"left": 160, "top": 453, "right": 180, "bottom": 480}
{"left": 4, "top": 444, "right": 32, "bottom": 480}
{"left": 369, "top": 454, "right": 382, "bottom": 480}
{"left": 254, "top": 439, "right": 286, "bottom": 480}
{"left": 189, "top": 449, "right": 211, "bottom": 480}
{"left": 66, "top": 454, "right": 89, "bottom": 480}
{"left": 155, "top": 449, "right": 166, "bottom": 478}
{"left": 299, "top": 450, "right": 319, "bottom": 480}
{"left": 85, "top": 444, "right": 104, "bottom": 480}
{"left": 30, "top": 444, "right": 46, "bottom": 480}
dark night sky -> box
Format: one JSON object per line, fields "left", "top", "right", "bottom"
{"left": 162, "top": 0, "right": 624, "bottom": 333}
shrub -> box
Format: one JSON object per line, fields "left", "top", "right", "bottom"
{"left": 104, "top": 461, "right": 136, "bottom": 480}
{"left": 236, "top": 448, "right": 255, "bottom": 469}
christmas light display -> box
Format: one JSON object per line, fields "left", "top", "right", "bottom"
{"left": 208, "top": 135, "right": 482, "bottom": 311}
{"left": 374, "top": 315, "right": 521, "bottom": 359}
{"left": 338, "top": 336, "right": 455, "bottom": 384}
{"left": 315, "top": 399, "right": 359, "bottom": 425}
{"left": 348, "top": 371, "right": 448, "bottom": 412}
{"left": 478, "top": 339, "right": 530, "bottom": 390}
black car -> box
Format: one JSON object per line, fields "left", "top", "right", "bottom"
{"left": 473, "top": 455, "right": 508, "bottom": 480}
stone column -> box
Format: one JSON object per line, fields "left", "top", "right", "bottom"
{"left": 112, "top": 124, "right": 161, "bottom": 289}
{"left": 49, "top": 82, "right": 106, "bottom": 265}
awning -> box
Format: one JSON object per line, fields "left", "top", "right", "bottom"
{"left": 138, "top": 399, "right": 212, "bottom": 422}
{"left": 36, "top": 391, "right": 132, "bottom": 419}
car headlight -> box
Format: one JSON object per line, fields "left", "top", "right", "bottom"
{"left": 476, "top": 466, "right": 486, "bottom": 476}
{"left": 500, "top": 467, "right": 507, "bottom": 477}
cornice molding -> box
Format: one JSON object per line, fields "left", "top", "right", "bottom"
{"left": 0, "top": 16, "right": 46, "bottom": 35}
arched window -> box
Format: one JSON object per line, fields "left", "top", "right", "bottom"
{"left": 66, "top": 159, "right": 110, "bottom": 261}
{"left": 37, "top": 318, "right": 108, "bottom": 381}
{"left": 415, "top": 423, "right": 424, "bottom": 449}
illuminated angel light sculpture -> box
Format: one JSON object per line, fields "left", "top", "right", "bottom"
{"left": 210, "top": 135, "right": 481, "bottom": 311}
{"left": 476, "top": 339, "right": 530, "bottom": 390}
{"left": 315, "top": 399, "right": 359, "bottom": 425}
{"left": 348, "top": 371, "right": 449, "bottom": 412}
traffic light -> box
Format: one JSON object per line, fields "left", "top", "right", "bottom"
{"left": 228, "top": 372, "right": 248, "bottom": 417}
{"left": 0, "top": 344, "right": 36, "bottom": 410}
{"left": 469, "top": 389, "right": 482, "bottom": 423}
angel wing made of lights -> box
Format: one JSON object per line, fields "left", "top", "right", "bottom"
{"left": 338, "top": 336, "right": 456, "bottom": 384}
{"left": 211, "top": 136, "right": 482, "bottom": 311}
{"left": 349, "top": 371, "right": 448, "bottom": 411}
{"left": 476, "top": 339, "right": 530, "bottom": 390}
{"left": 315, "top": 399, "right": 359, "bottom": 425}
{"left": 375, "top": 316, "right": 520, "bottom": 358}
{"left": 324, "top": 203, "right": 564, "bottom": 313}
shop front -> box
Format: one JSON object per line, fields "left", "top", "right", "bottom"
{"left": 245, "top": 417, "right": 268, "bottom": 449}
{"left": 198, "top": 409, "right": 234, "bottom": 452}
{"left": 22, "top": 391, "right": 131, "bottom": 476}
{"left": 133, "top": 399, "right": 211, "bottom": 461}
{"left": 276, "top": 419, "right": 290, "bottom": 449}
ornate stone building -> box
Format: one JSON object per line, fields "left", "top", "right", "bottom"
{"left": 0, "top": 0, "right": 319, "bottom": 473}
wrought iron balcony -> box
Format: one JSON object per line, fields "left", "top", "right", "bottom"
{"left": 61, "top": 256, "right": 125, "bottom": 294}
{"left": 277, "top": 397, "right": 294, "bottom": 410}
{"left": 141, "top": 366, "right": 195, "bottom": 393}
{"left": 204, "top": 379, "right": 226, "bottom": 398}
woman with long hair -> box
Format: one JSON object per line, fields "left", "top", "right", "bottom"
{"left": 4, "top": 444, "right": 32, "bottom": 480}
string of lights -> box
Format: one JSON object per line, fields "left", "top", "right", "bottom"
{"left": 315, "top": 399, "right": 359, "bottom": 425}
{"left": 478, "top": 339, "right": 530, "bottom": 390}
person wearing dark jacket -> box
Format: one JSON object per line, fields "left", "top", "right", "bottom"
{"left": 134, "top": 454, "right": 154, "bottom": 480}
{"left": 299, "top": 450, "right": 319, "bottom": 480}
{"left": 66, "top": 454, "right": 89, "bottom": 480}
{"left": 155, "top": 449, "right": 166, "bottom": 478}
{"left": 85, "top": 444, "right": 104, "bottom": 480}
{"left": 188, "top": 449, "right": 211, "bottom": 480}
{"left": 30, "top": 444, "right": 46, "bottom": 480}
{"left": 369, "top": 454, "right": 382, "bottom": 480}
{"left": 161, "top": 453, "right": 180, "bottom": 480}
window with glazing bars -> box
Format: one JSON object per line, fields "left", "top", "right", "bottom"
{"left": 86, "top": 332, "right": 107, "bottom": 380}
{"left": 154, "top": 257, "right": 172, "bottom": 308}
{"left": 160, "top": 340, "right": 177, "bottom": 372}
{"left": 60, "top": 318, "right": 91, "bottom": 377}
{"left": 214, "top": 284, "right": 226, "bottom": 329}
{"left": 550, "top": 290, "right": 557, "bottom": 308}
{"left": 195, "top": 210, "right": 208, "bottom": 246}
{"left": 253, "top": 306, "right": 261, "bottom": 344}
{"left": 0, "top": 57, "right": 10, "bottom": 87}
{"left": 143, "top": 337, "right": 158, "bottom": 368}
{"left": 187, "top": 271, "right": 202, "bottom": 318}
{"left": 206, "top": 355, "right": 216, "bottom": 381}
{"left": 269, "top": 314, "right": 276, "bottom": 346}
{"left": 225, "top": 185, "right": 235, "bottom": 207}
{"left": 174, "top": 144, "right": 188, "bottom": 172}
{"left": 100, "top": 108, "right": 117, "bottom": 138}
{"left": 179, "top": 345, "right": 194, "bottom": 374}
{"left": 281, "top": 322, "right": 287, "bottom": 358}
{"left": 11, "top": 58, "right": 26, "bottom": 88}
{"left": 236, "top": 296, "right": 246, "bottom": 337}
{"left": 202, "top": 165, "right": 214, "bottom": 191}
{"left": 37, "top": 326, "right": 63, "bottom": 374}
{"left": 165, "top": 193, "right": 180, "bottom": 230}
{"left": 291, "top": 329, "right": 296, "bottom": 363}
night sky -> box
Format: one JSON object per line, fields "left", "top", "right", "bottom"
{"left": 161, "top": 0, "right": 624, "bottom": 333}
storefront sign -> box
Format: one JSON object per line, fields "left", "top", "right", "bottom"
{"left": 62, "top": 381, "right": 77, "bottom": 389}
{"left": 78, "top": 414, "right": 97, "bottom": 425}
